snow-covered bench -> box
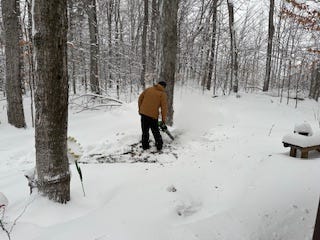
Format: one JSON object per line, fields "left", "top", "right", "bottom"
{"left": 282, "top": 123, "right": 320, "bottom": 159}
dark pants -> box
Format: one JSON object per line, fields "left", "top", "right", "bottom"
{"left": 141, "top": 114, "right": 163, "bottom": 150}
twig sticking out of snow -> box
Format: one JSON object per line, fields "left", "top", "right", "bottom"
{"left": 0, "top": 192, "right": 9, "bottom": 235}
{"left": 268, "top": 124, "right": 275, "bottom": 136}
{"left": 0, "top": 216, "right": 11, "bottom": 240}
{"left": 24, "top": 168, "right": 37, "bottom": 194}
{"left": 0, "top": 198, "right": 35, "bottom": 240}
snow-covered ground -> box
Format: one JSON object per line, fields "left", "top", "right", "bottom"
{"left": 1, "top": 89, "right": 319, "bottom": 240}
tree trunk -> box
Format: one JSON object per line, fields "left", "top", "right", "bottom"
{"left": 1, "top": 0, "right": 26, "bottom": 128}
{"left": 114, "top": 0, "right": 120, "bottom": 99}
{"left": 227, "top": 0, "right": 238, "bottom": 93}
{"left": 280, "top": 28, "right": 292, "bottom": 103}
{"left": 160, "top": 0, "right": 179, "bottom": 126}
{"left": 140, "top": 0, "right": 148, "bottom": 89}
{"left": 206, "top": 0, "right": 218, "bottom": 91}
{"left": 263, "top": 0, "right": 275, "bottom": 92}
{"left": 309, "top": 63, "right": 320, "bottom": 101}
{"left": 87, "top": 0, "right": 100, "bottom": 94}
{"left": 68, "top": 0, "right": 76, "bottom": 95}
{"left": 33, "top": 0, "right": 70, "bottom": 203}
{"left": 148, "top": 0, "right": 158, "bottom": 84}
{"left": 200, "top": 24, "right": 210, "bottom": 90}
{"left": 107, "top": 0, "right": 113, "bottom": 88}
{"left": 26, "top": 0, "right": 35, "bottom": 127}
{"left": 313, "top": 198, "right": 320, "bottom": 240}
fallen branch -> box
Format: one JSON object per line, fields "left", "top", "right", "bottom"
{"left": 74, "top": 104, "right": 122, "bottom": 113}
{"left": 0, "top": 209, "right": 11, "bottom": 240}
{"left": 70, "top": 93, "right": 123, "bottom": 104}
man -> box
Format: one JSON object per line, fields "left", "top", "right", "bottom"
{"left": 138, "top": 81, "right": 168, "bottom": 150}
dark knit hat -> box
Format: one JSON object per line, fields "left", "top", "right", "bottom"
{"left": 158, "top": 81, "right": 167, "bottom": 88}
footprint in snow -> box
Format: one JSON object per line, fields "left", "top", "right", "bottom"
{"left": 176, "top": 201, "right": 202, "bottom": 217}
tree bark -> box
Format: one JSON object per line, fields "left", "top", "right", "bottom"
{"left": 107, "top": 0, "right": 113, "bottom": 88}
{"left": 1, "top": 0, "right": 26, "bottom": 128}
{"left": 68, "top": 0, "right": 77, "bottom": 95}
{"left": 26, "top": 0, "right": 35, "bottom": 127}
{"left": 33, "top": 0, "right": 70, "bottom": 203}
{"left": 227, "top": 0, "right": 238, "bottom": 93}
{"left": 148, "top": 0, "right": 158, "bottom": 84}
{"left": 114, "top": 0, "right": 120, "bottom": 99}
{"left": 160, "top": 0, "right": 179, "bottom": 126}
{"left": 263, "top": 0, "right": 275, "bottom": 92}
{"left": 313, "top": 198, "right": 320, "bottom": 240}
{"left": 206, "top": 0, "right": 218, "bottom": 91}
{"left": 86, "top": 0, "right": 100, "bottom": 94}
{"left": 140, "top": 0, "right": 148, "bottom": 89}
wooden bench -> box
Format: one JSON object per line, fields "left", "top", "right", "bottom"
{"left": 283, "top": 142, "right": 320, "bottom": 158}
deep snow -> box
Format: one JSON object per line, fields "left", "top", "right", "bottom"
{"left": 0, "top": 90, "right": 320, "bottom": 240}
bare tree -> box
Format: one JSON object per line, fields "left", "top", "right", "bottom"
{"left": 227, "top": 0, "right": 238, "bottom": 93}
{"left": 107, "top": 0, "right": 114, "bottom": 88}
{"left": 281, "top": 0, "right": 320, "bottom": 101}
{"left": 206, "top": 0, "right": 219, "bottom": 91}
{"left": 140, "top": 0, "right": 148, "bottom": 89}
{"left": 148, "top": 0, "right": 159, "bottom": 84}
{"left": 160, "top": 0, "right": 179, "bottom": 126}
{"left": 33, "top": 0, "right": 70, "bottom": 203}
{"left": 86, "top": 0, "right": 100, "bottom": 94}
{"left": 114, "top": 0, "right": 121, "bottom": 99}
{"left": 263, "top": 0, "right": 275, "bottom": 92}
{"left": 68, "top": 0, "right": 77, "bottom": 95}
{"left": 1, "top": 0, "right": 26, "bottom": 128}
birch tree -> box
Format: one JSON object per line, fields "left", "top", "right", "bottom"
{"left": 1, "top": 0, "right": 26, "bottom": 128}
{"left": 33, "top": 0, "right": 70, "bottom": 203}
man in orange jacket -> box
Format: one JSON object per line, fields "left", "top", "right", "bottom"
{"left": 138, "top": 81, "right": 168, "bottom": 150}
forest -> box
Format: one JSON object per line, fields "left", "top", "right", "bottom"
{"left": 0, "top": 0, "right": 320, "bottom": 239}
{"left": 1, "top": 0, "right": 319, "bottom": 108}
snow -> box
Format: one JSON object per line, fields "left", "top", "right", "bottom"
{"left": 294, "top": 122, "right": 313, "bottom": 136}
{"left": 1, "top": 90, "right": 320, "bottom": 240}
{"left": 283, "top": 132, "right": 320, "bottom": 147}
{"left": 0, "top": 192, "right": 8, "bottom": 208}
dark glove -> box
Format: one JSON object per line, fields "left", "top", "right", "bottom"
{"left": 160, "top": 122, "right": 167, "bottom": 131}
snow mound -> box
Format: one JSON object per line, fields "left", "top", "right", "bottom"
{"left": 294, "top": 122, "right": 313, "bottom": 136}
{"left": 283, "top": 131, "right": 320, "bottom": 147}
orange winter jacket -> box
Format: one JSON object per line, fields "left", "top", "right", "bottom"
{"left": 138, "top": 84, "right": 168, "bottom": 122}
